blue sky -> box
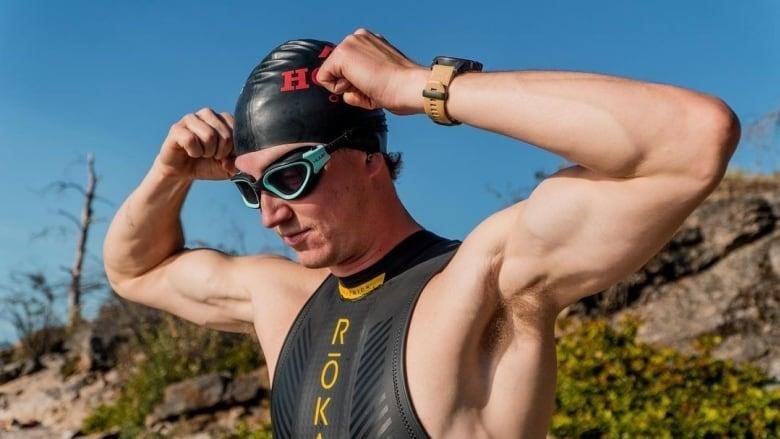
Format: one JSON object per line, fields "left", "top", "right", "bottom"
{"left": 0, "top": 1, "right": 778, "bottom": 343}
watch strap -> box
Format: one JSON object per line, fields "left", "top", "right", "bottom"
{"left": 423, "top": 64, "right": 459, "bottom": 125}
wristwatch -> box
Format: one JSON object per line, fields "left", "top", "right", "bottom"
{"left": 422, "top": 56, "right": 483, "bottom": 125}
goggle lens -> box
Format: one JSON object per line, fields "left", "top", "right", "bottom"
{"left": 264, "top": 163, "right": 310, "bottom": 196}
{"left": 232, "top": 178, "right": 260, "bottom": 208}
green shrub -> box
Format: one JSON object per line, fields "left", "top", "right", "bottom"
{"left": 553, "top": 317, "right": 780, "bottom": 438}
{"left": 220, "top": 422, "right": 274, "bottom": 438}
{"left": 82, "top": 313, "right": 262, "bottom": 437}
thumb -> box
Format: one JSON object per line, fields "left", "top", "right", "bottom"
{"left": 331, "top": 78, "right": 353, "bottom": 94}
{"left": 221, "top": 156, "right": 238, "bottom": 176}
{"left": 342, "top": 90, "right": 376, "bottom": 110}
{"left": 315, "top": 64, "right": 341, "bottom": 93}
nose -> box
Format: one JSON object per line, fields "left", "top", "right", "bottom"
{"left": 260, "top": 192, "right": 294, "bottom": 228}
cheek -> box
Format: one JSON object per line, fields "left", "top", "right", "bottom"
{"left": 305, "top": 188, "right": 355, "bottom": 241}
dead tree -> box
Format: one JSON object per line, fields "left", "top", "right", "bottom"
{"left": 65, "top": 153, "right": 96, "bottom": 329}
{"left": 48, "top": 154, "right": 99, "bottom": 330}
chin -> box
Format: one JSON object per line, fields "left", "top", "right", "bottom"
{"left": 294, "top": 248, "right": 336, "bottom": 269}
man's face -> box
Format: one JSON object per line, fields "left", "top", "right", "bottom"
{"left": 234, "top": 144, "right": 372, "bottom": 269}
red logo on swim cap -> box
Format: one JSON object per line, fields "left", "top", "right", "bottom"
{"left": 279, "top": 44, "right": 339, "bottom": 102}
{"left": 280, "top": 68, "right": 310, "bottom": 91}
{"left": 318, "top": 46, "right": 333, "bottom": 58}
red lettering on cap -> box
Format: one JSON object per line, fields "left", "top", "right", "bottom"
{"left": 311, "top": 67, "right": 321, "bottom": 86}
{"left": 318, "top": 46, "right": 334, "bottom": 59}
{"left": 280, "top": 68, "right": 310, "bottom": 92}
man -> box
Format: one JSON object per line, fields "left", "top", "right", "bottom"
{"left": 104, "top": 29, "right": 739, "bottom": 438}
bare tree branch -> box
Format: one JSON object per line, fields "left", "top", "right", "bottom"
{"left": 53, "top": 181, "right": 87, "bottom": 196}
{"left": 0, "top": 271, "right": 62, "bottom": 365}
{"left": 57, "top": 209, "right": 82, "bottom": 228}
{"left": 29, "top": 224, "right": 71, "bottom": 241}
{"left": 93, "top": 195, "right": 115, "bottom": 207}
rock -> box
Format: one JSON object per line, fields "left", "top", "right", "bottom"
{"left": 0, "top": 359, "right": 40, "bottom": 385}
{"left": 0, "top": 425, "right": 55, "bottom": 439}
{"left": 103, "top": 369, "right": 119, "bottom": 384}
{"left": 17, "top": 418, "right": 41, "bottom": 428}
{"left": 64, "top": 324, "right": 123, "bottom": 374}
{"left": 146, "top": 368, "right": 270, "bottom": 427}
{"left": 224, "top": 366, "right": 270, "bottom": 404}
{"left": 0, "top": 361, "right": 23, "bottom": 385}
{"left": 0, "top": 363, "right": 118, "bottom": 433}
{"left": 769, "top": 237, "right": 780, "bottom": 276}
{"left": 146, "top": 372, "right": 231, "bottom": 425}
{"left": 587, "top": 179, "right": 780, "bottom": 380}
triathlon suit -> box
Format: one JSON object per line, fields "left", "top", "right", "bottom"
{"left": 271, "top": 230, "right": 460, "bottom": 438}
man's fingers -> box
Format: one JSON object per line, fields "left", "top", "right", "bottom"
{"left": 215, "top": 113, "right": 236, "bottom": 160}
{"left": 180, "top": 108, "right": 234, "bottom": 160}
{"left": 352, "top": 28, "right": 388, "bottom": 45}
{"left": 174, "top": 127, "right": 204, "bottom": 158}
{"left": 352, "top": 28, "right": 378, "bottom": 37}
{"left": 315, "top": 63, "right": 339, "bottom": 93}
{"left": 204, "top": 111, "right": 235, "bottom": 159}
{"left": 182, "top": 114, "right": 219, "bottom": 158}
{"left": 220, "top": 112, "right": 235, "bottom": 130}
{"left": 195, "top": 108, "right": 234, "bottom": 158}
{"left": 197, "top": 108, "right": 233, "bottom": 138}
{"left": 332, "top": 78, "right": 353, "bottom": 94}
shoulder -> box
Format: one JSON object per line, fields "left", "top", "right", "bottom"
{"left": 231, "top": 253, "right": 331, "bottom": 301}
{"left": 436, "top": 201, "right": 538, "bottom": 294}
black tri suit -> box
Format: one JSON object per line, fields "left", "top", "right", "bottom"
{"left": 271, "top": 230, "right": 460, "bottom": 438}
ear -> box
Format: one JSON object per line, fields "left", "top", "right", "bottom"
{"left": 366, "top": 152, "right": 385, "bottom": 176}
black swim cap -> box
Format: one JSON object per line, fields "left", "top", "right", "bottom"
{"left": 234, "top": 39, "right": 388, "bottom": 156}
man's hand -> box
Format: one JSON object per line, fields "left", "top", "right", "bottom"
{"left": 317, "top": 29, "right": 427, "bottom": 115}
{"left": 155, "top": 108, "right": 237, "bottom": 180}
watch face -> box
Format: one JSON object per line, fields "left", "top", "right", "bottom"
{"left": 432, "top": 56, "right": 483, "bottom": 73}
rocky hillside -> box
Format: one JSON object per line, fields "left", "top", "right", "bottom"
{"left": 568, "top": 175, "right": 780, "bottom": 380}
{"left": 1, "top": 175, "right": 778, "bottom": 437}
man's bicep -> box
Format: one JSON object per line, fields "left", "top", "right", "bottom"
{"left": 116, "top": 248, "right": 256, "bottom": 331}
{"left": 503, "top": 165, "right": 706, "bottom": 308}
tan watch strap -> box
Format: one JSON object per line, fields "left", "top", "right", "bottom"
{"left": 423, "top": 64, "right": 458, "bottom": 125}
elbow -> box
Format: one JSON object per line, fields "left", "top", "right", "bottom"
{"left": 103, "top": 249, "right": 141, "bottom": 302}
{"left": 104, "top": 265, "right": 133, "bottom": 301}
{"left": 103, "top": 250, "right": 126, "bottom": 299}
{"left": 683, "top": 96, "right": 741, "bottom": 193}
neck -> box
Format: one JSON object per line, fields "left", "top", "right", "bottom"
{"left": 336, "top": 229, "right": 447, "bottom": 300}
{"left": 329, "top": 170, "right": 420, "bottom": 277}
{"left": 330, "top": 216, "right": 421, "bottom": 278}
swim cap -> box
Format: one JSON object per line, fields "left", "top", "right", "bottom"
{"left": 234, "top": 39, "right": 388, "bottom": 156}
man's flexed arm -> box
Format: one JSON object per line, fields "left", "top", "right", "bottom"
{"left": 103, "top": 109, "right": 253, "bottom": 331}
{"left": 318, "top": 29, "right": 740, "bottom": 308}
{"left": 447, "top": 70, "right": 738, "bottom": 306}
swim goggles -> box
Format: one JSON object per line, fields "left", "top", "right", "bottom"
{"left": 230, "top": 130, "right": 353, "bottom": 209}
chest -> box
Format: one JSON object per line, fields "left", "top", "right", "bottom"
{"left": 270, "top": 253, "right": 453, "bottom": 438}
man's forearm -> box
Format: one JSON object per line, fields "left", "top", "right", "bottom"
{"left": 103, "top": 164, "right": 193, "bottom": 284}
{"left": 444, "top": 70, "right": 737, "bottom": 179}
